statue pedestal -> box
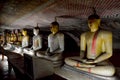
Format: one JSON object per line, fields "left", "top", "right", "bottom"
{"left": 55, "top": 64, "right": 119, "bottom": 80}
{"left": 24, "top": 54, "right": 54, "bottom": 80}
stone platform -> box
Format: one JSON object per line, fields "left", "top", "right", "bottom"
{"left": 55, "top": 64, "right": 120, "bottom": 80}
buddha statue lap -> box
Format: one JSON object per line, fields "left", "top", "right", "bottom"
{"left": 65, "top": 14, "right": 115, "bottom": 76}
{"left": 36, "top": 21, "right": 64, "bottom": 67}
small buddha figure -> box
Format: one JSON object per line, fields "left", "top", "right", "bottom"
{"left": 17, "top": 30, "right": 22, "bottom": 45}
{"left": 2, "top": 31, "right": 15, "bottom": 51}
{"left": 13, "top": 31, "right": 17, "bottom": 43}
{"left": 2, "top": 31, "right": 11, "bottom": 50}
{"left": 9, "top": 30, "right": 17, "bottom": 44}
{"left": 10, "top": 32, "right": 14, "bottom": 43}
{"left": 14, "top": 29, "right": 21, "bottom": 45}
{"left": 24, "top": 27, "right": 42, "bottom": 56}
{"left": 37, "top": 21, "right": 64, "bottom": 66}
{"left": 65, "top": 14, "right": 115, "bottom": 76}
{"left": 21, "top": 29, "right": 29, "bottom": 48}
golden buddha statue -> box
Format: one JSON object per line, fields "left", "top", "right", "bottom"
{"left": 65, "top": 14, "right": 115, "bottom": 76}
{"left": 17, "top": 31, "right": 22, "bottom": 42}
{"left": 13, "top": 32, "right": 17, "bottom": 42}
{"left": 21, "top": 29, "right": 29, "bottom": 48}
{"left": 10, "top": 33, "right": 14, "bottom": 43}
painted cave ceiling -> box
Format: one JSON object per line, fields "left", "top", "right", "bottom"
{"left": 0, "top": 0, "right": 120, "bottom": 31}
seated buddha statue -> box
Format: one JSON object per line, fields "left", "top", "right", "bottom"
{"left": 17, "top": 30, "right": 22, "bottom": 45}
{"left": 13, "top": 29, "right": 29, "bottom": 54}
{"left": 21, "top": 29, "right": 29, "bottom": 48}
{"left": 13, "top": 32, "right": 17, "bottom": 43}
{"left": 2, "top": 31, "right": 12, "bottom": 50}
{"left": 24, "top": 27, "right": 42, "bottom": 56}
{"left": 6, "top": 33, "right": 10, "bottom": 43}
{"left": 10, "top": 31, "right": 17, "bottom": 43}
{"left": 65, "top": 14, "right": 115, "bottom": 76}
{"left": 36, "top": 21, "right": 64, "bottom": 67}
{"left": 0, "top": 33, "right": 5, "bottom": 60}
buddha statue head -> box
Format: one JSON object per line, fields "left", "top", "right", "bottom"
{"left": 50, "top": 21, "right": 59, "bottom": 35}
{"left": 33, "top": 27, "right": 40, "bottom": 36}
{"left": 88, "top": 14, "right": 101, "bottom": 32}
{"left": 22, "top": 28, "right": 27, "bottom": 36}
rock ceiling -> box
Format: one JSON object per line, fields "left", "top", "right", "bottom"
{"left": 0, "top": 0, "right": 120, "bottom": 30}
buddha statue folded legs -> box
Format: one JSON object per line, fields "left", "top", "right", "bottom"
{"left": 64, "top": 14, "right": 115, "bottom": 76}
{"left": 65, "top": 57, "right": 115, "bottom": 76}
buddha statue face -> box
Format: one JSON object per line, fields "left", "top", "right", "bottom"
{"left": 33, "top": 29, "right": 39, "bottom": 36}
{"left": 88, "top": 19, "right": 101, "bottom": 32}
{"left": 22, "top": 30, "right": 27, "bottom": 36}
{"left": 50, "top": 25, "right": 59, "bottom": 35}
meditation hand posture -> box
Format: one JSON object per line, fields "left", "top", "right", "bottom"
{"left": 37, "top": 21, "right": 64, "bottom": 66}
{"left": 24, "top": 27, "right": 42, "bottom": 56}
{"left": 65, "top": 14, "right": 115, "bottom": 76}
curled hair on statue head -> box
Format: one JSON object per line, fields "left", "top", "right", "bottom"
{"left": 22, "top": 28, "right": 27, "bottom": 31}
{"left": 88, "top": 7, "right": 100, "bottom": 20}
{"left": 34, "top": 26, "right": 40, "bottom": 30}
{"left": 51, "top": 21, "right": 59, "bottom": 27}
{"left": 34, "top": 23, "right": 40, "bottom": 30}
{"left": 88, "top": 14, "right": 100, "bottom": 20}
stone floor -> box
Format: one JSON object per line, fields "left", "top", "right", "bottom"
{"left": 55, "top": 64, "right": 120, "bottom": 80}
{"left": 0, "top": 54, "right": 66, "bottom": 80}
{"left": 0, "top": 55, "right": 16, "bottom": 80}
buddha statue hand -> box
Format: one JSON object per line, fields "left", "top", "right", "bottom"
{"left": 82, "top": 59, "right": 95, "bottom": 64}
{"left": 45, "top": 49, "right": 54, "bottom": 56}
{"left": 46, "top": 52, "right": 54, "bottom": 56}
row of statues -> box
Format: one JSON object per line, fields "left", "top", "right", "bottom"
{"left": 1, "top": 30, "right": 22, "bottom": 45}
{"left": 1, "top": 14, "right": 115, "bottom": 77}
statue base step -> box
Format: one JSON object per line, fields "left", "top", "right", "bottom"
{"left": 24, "top": 54, "right": 54, "bottom": 80}
{"left": 55, "top": 64, "right": 120, "bottom": 80}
